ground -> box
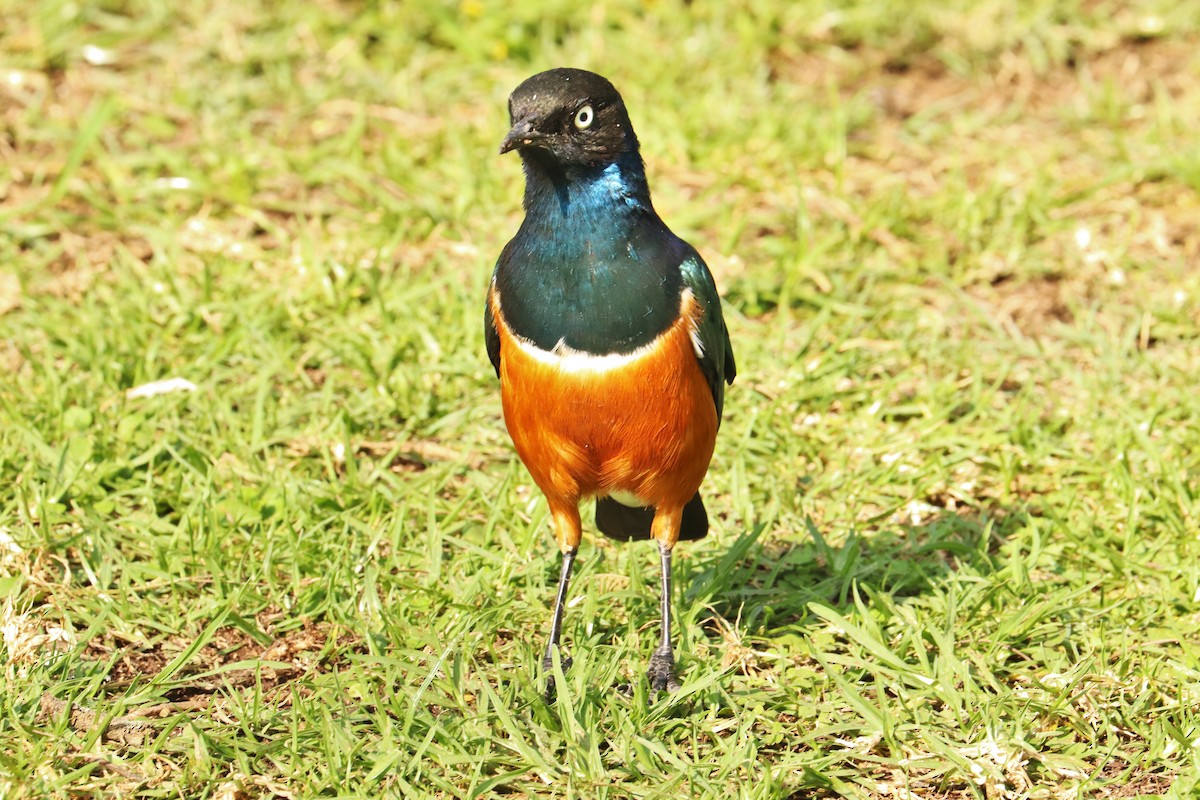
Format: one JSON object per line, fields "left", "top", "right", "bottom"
{"left": 1, "top": 0, "right": 1199, "bottom": 798}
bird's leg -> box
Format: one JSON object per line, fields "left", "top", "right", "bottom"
{"left": 646, "top": 541, "right": 681, "bottom": 692}
{"left": 540, "top": 504, "right": 582, "bottom": 700}
{"left": 543, "top": 546, "right": 578, "bottom": 672}
{"left": 542, "top": 546, "right": 577, "bottom": 698}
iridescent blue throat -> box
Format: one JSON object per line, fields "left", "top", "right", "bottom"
{"left": 496, "top": 152, "right": 687, "bottom": 356}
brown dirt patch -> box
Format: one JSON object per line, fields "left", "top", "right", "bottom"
{"left": 282, "top": 434, "right": 489, "bottom": 474}
{"left": 1096, "top": 759, "right": 1175, "bottom": 797}
{"left": 969, "top": 273, "right": 1077, "bottom": 339}
{"left": 771, "top": 36, "right": 1200, "bottom": 239}
{"left": 0, "top": 272, "right": 20, "bottom": 315}
{"left": 43, "top": 614, "right": 366, "bottom": 754}
{"left": 770, "top": 35, "right": 1200, "bottom": 123}
{"left": 82, "top": 614, "right": 361, "bottom": 697}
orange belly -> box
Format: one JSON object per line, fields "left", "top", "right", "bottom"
{"left": 492, "top": 287, "right": 718, "bottom": 547}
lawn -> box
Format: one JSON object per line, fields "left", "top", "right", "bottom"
{"left": 2, "top": 0, "right": 1199, "bottom": 797}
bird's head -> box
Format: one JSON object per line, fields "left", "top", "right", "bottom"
{"left": 500, "top": 68, "right": 638, "bottom": 169}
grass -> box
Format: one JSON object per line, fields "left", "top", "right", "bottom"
{"left": 2, "top": 0, "right": 1200, "bottom": 797}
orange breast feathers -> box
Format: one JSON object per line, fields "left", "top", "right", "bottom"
{"left": 491, "top": 285, "right": 719, "bottom": 526}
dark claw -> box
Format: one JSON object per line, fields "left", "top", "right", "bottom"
{"left": 646, "top": 645, "right": 680, "bottom": 693}
{"left": 541, "top": 650, "right": 573, "bottom": 703}
{"left": 541, "top": 651, "right": 573, "bottom": 673}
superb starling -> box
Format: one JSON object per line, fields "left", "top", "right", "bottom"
{"left": 485, "top": 68, "right": 736, "bottom": 693}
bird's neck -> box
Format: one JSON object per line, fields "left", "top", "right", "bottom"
{"left": 498, "top": 151, "right": 684, "bottom": 355}
{"left": 518, "top": 153, "right": 654, "bottom": 248}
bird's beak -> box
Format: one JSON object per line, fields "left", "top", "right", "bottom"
{"left": 499, "top": 116, "right": 546, "bottom": 155}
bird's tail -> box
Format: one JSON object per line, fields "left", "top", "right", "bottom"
{"left": 594, "top": 492, "right": 709, "bottom": 542}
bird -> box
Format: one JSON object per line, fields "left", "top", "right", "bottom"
{"left": 484, "top": 68, "right": 736, "bottom": 694}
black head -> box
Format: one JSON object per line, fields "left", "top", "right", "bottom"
{"left": 499, "top": 68, "right": 638, "bottom": 168}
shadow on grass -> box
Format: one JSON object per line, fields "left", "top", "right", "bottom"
{"left": 685, "top": 506, "right": 1027, "bottom": 637}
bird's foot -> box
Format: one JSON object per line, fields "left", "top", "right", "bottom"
{"left": 541, "top": 651, "right": 573, "bottom": 674}
{"left": 541, "top": 650, "right": 573, "bottom": 703}
{"left": 646, "top": 645, "right": 681, "bottom": 693}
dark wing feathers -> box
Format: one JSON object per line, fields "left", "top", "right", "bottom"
{"left": 484, "top": 284, "right": 501, "bottom": 378}
{"left": 679, "top": 250, "right": 736, "bottom": 424}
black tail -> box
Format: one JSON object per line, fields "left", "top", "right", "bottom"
{"left": 594, "top": 493, "right": 709, "bottom": 542}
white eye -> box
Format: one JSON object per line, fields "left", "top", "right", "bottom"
{"left": 574, "top": 105, "right": 594, "bottom": 130}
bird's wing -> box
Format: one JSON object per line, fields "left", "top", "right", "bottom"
{"left": 679, "top": 249, "right": 736, "bottom": 423}
{"left": 484, "top": 278, "right": 501, "bottom": 378}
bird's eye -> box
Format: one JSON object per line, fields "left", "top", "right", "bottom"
{"left": 573, "top": 105, "right": 594, "bottom": 130}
